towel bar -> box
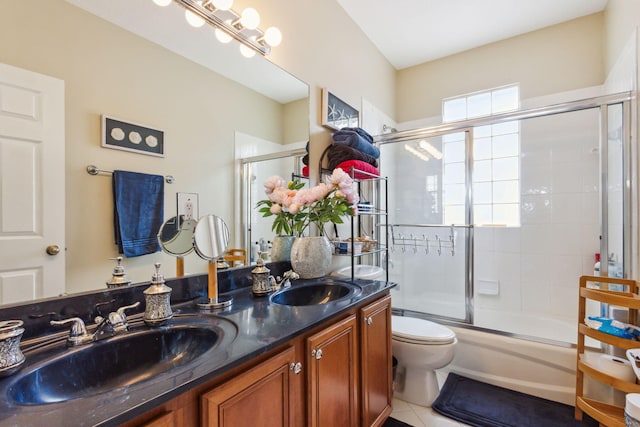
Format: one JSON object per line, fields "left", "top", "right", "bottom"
{"left": 87, "top": 165, "right": 175, "bottom": 184}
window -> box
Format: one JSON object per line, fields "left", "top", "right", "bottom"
{"left": 442, "top": 85, "right": 520, "bottom": 226}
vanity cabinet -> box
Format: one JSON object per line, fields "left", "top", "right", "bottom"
{"left": 138, "top": 411, "right": 185, "bottom": 427}
{"left": 306, "top": 314, "right": 359, "bottom": 427}
{"left": 123, "top": 291, "right": 392, "bottom": 427}
{"left": 360, "top": 295, "right": 393, "bottom": 427}
{"left": 201, "top": 346, "right": 301, "bottom": 427}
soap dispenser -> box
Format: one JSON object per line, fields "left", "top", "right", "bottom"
{"left": 106, "top": 257, "right": 132, "bottom": 288}
{"left": 143, "top": 263, "right": 173, "bottom": 326}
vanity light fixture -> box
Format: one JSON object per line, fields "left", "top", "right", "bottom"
{"left": 167, "top": 0, "right": 282, "bottom": 56}
{"left": 239, "top": 43, "right": 256, "bottom": 58}
{"left": 185, "top": 8, "right": 206, "bottom": 27}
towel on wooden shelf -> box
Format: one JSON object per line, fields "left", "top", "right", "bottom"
{"left": 334, "top": 160, "right": 380, "bottom": 179}
{"left": 327, "top": 144, "right": 378, "bottom": 170}
{"left": 332, "top": 129, "right": 380, "bottom": 158}
{"left": 113, "top": 170, "right": 164, "bottom": 258}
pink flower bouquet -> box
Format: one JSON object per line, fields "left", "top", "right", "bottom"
{"left": 257, "top": 168, "right": 359, "bottom": 237}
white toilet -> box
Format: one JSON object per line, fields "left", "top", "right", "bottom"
{"left": 392, "top": 315, "right": 457, "bottom": 407}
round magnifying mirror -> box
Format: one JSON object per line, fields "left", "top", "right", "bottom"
{"left": 193, "top": 214, "right": 230, "bottom": 261}
{"left": 157, "top": 216, "right": 197, "bottom": 256}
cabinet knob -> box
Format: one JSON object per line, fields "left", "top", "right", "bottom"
{"left": 290, "top": 362, "right": 302, "bottom": 374}
{"left": 311, "top": 349, "right": 323, "bottom": 360}
{"left": 366, "top": 316, "right": 373, "bottom": 325}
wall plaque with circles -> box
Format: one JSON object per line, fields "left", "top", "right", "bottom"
{"left": 101, "top": 115, "right": 164, "bottom": 157}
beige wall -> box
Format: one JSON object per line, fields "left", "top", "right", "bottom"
{"left": 6, "top": 0, "right": 627, "bottom": 294}
{"left": 257, "top": 0, "right": 396, "bottom": 176}
{"left": 0, "top": 1, "right": 289, "bottom": 291}
{"left": 605, "top": 0, "right": 640, "bottom": 74}
{"left": 0, "top": 0, "right": 395, "bottom": 293}
{"left": 396, "top": 13, "right": 605, "bottom": 122}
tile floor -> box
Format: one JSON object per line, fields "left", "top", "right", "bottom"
{"left": 390, "top": 370, "right": 470, "bottom": 427}
{"left": 389, "top": 397, "right": 470, "bottom": 427}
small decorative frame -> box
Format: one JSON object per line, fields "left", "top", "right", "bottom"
{"left": 101, "top": 115, "right": 164, "bottom": 157}
{"left": 321, "top": 88, "right": 359, "bottom": 131}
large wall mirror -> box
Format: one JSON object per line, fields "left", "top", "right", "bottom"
{"left": 0, "top": 0, "right": 309, "bottom": 305}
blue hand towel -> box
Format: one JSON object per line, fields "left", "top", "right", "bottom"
{"left": 332, "top": 130, "right": 380, "bottom": 158}
{"left": 113, "top": 170, "right": 164, "bottom": 258}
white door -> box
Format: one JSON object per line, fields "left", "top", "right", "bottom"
{"left": 0, "top": 62, "right": 65, "bottom": 304}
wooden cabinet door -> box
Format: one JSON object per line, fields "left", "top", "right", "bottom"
{"left": 137, "top": 410, "right": 183, "bottom": 427}
{"left": 201, "top": 346, "right": 300, "bottom": 427}
{"left": 306, "top": 314, "right": 359, "bottom": 427}
{"left": 360, "top": 295, "right": 393, "bottom": 427}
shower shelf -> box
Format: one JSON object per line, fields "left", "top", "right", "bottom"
{"left": 575, "top": 275, "right": 640, "bottom": 427}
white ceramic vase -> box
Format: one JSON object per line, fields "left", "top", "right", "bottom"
{"left": 290, "top": 236, "right": 332, "bottom": 279}
{"left": 271, "top": 236, "right": 296, "bottom": 262}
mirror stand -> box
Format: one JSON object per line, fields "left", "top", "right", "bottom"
{"left": 176, "top": 256, "right": 184, "bottom": 277}
{"left": 195, "top": 260, "right": 233, "bottom": 310}
{"left": 158, "top": 216, "right": 196, "bottom": 279}
{"left": 193, "top": 214, "right": 233, "bottom": 311}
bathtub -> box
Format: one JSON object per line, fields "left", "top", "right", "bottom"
{"left": 438, "top": 325, "right": 578, "bottom": 405}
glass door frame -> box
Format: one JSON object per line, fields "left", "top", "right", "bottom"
{"left": 377, "top": 92, "right": 634, "bottom": 325}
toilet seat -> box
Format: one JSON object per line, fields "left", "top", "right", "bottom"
{"left": 392, "top": 316, "right": 456, "bottom": 345}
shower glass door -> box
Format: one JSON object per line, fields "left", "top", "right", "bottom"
{"left": 602, "top": 102, "right": 628, "bottom": 279}
{"left": 380, "top": 93, "right": 633, "bottom": 343}
{"left": 382, "top": 131, "right": 472, "bottom": 321}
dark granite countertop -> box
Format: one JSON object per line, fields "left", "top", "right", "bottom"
{"left": 0, "top": 264, "right": 394, "bottom": 427}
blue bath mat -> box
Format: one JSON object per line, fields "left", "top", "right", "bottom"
{"left": 382, "top": 416, "right": 413, "bottom": 427}
{"left": 432, "top": 373, "right": 598, "bottom": 427}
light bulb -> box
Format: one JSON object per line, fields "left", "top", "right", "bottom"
{"left": 239, "top": 44, "right": 256, "bottom": 58}
{"left": 153, "top": 0, "right": 172, "bottom": 6}
{"left": 215, "top": 28, "right": 232, "bottom": 43}
{"left": 185, "top": 9, "right": 205, "bottom": 27}
{"left": 263, "top": 27, "right": 282, "bottom": 47}
{"left": 240, "top": 8, "right": 260, "bottom": 30}
{"left": 211, "top": 0, "right": 233, "bottom": 10}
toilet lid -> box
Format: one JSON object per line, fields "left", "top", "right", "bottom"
{"left": 392, "top": 316, "right": 456, "bottom": 344}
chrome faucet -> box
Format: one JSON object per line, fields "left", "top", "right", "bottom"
{"left": 270, "top": 270, "right": 299, "bottom": 291}
{"left": 94, "top": 302, "right": 140, "bottom": 335}
{"left": 50, "top": 317, "right": 94, "bottom": 347}
{"left": 51, "top": 302, "right": 141, "bottom": 346}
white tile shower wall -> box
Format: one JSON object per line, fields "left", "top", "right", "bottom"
{"left": 474, "top": 107, "right": 600, "bottom": 339}
{"left": 388, "top": 86, "right": 605, "bottom": 342}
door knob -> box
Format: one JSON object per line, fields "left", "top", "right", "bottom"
{"left": 46, "top": 245, "right": 61, "bottom": 256}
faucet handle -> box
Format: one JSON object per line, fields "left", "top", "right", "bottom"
{"left": 110, "top": 302, "right": 141, "bottom": 332}
{"left": 116, "top": 302, "right": 141, "bottom": 318}
{"left": 283, "top": 270, "right": 299, "bottom": 280}
{"left": 51, "top": 317, "right": 94, "bottom": 346}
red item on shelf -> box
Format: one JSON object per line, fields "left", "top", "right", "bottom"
{"left": 302, "top": 165, "right": 309, "bottom": 177}
{"left": 334, "top": 160, "right": 380, "bottom": 179}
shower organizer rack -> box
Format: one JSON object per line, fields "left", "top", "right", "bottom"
{"left": 575, "top": 275, "right": 640, "bottom": 427}
{"left": 318, "top": 159, "right": 389, "bottom": 282}
{"left": 347, "top": 168, "right": 388, "bottom": 282}
{"left": 390, "top": 224, "right": 472, "bottom": 256}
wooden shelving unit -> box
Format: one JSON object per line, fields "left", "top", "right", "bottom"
{"left": 575, "top": 275, "right": 640, "bottom": 427}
